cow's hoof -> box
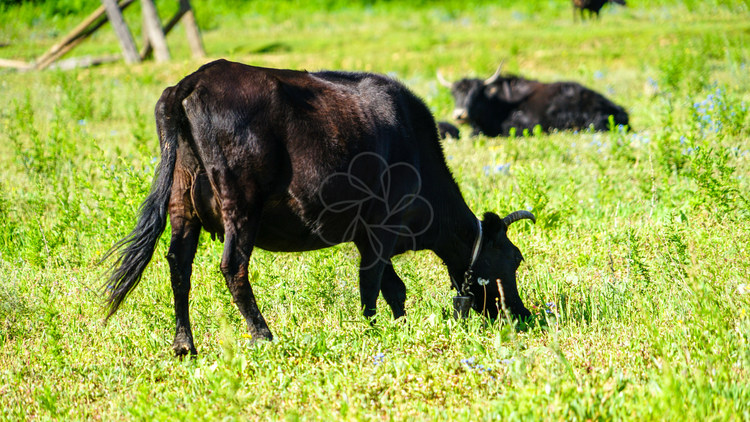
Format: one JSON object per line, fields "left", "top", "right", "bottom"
{"left": 173, "top": 329, "right": 197, "bottom": 358}
{"left": 173, "top": 343, "right": 197, "bottom": 358}
{"left": 248, "top": 329, "right": 273, "bottom": 345}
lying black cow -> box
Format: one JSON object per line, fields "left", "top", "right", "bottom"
{"left": 573, "top": 0, "right": 626, "bottom": 20}
{"left": 103, "top": 59, "right": 536, "bottom": 356}
{"left": 439, "top": 66, "right": 630, "bottom": 137}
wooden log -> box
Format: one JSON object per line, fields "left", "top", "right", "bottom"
{"left": 36, "top": 1, "right": 137, "bottom": 70}
{"left": 101, "top": 0, "right": 140, "bottom": 64}
{"left": 35, "top": 25, "right": 100, "bottom": 69}
{"left": 140, "top": 1, "right": 206, "bottom": 60}
{"left": 141, "top": 6, "right": 185, "bottom": 59}
{"left": 180, "top": 0, "right": 205, "bottom": 58}
{"left": 35, "top": 4, "right": 120, "bottom": 70}
{"left": 141, "top": 7, "right": 149, "bottom": 56}
{"left": 0, "top": 58, "right": 32, "bottom": 70}
{"left": 23, "top": 0, "right": 205, "bottom": 68}
{"left": 49, "top": 54, "right": 121, "bottom": 71}
{"left": 34, "top": 0, "right": 135, "bottom": 69}
{"left": 164, "top": 3, "right": 188, "bottom": 31}
{"left": 140, "top": 0, "right": 170, "bottom": 62}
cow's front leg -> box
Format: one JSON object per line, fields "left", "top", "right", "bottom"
{"left": 355, "top": 238, "right": 398, "bottom": 319}
{"left": 379, "top": 262, "right": 406, "bottom": 319}
{"left": 358, "top": 263, "right": 385, "bottom": 319}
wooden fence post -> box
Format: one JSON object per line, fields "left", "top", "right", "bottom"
{"left": 140, "top": 0, "right": 170, "bottom": 62}
{"left": 101, "top": 0, "right": 140, "bottom": 63}
{"left": 1, "top": 0, "right": 206, "bottom": 70}
{"left": 34, "top": 0, "right": 136, "bottom": 69}
{"left": 180, "top": 0, "right": 206, "bottom": 58}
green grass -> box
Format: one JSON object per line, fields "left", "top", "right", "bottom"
{"left": 1, "top": 0, "right": 749, "bottom": 420}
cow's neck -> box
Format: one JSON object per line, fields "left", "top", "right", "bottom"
{"left": 430, "top": 206, "right": 481, "bottom": 288}
{"left": 415, "top": 142, "right": 483, "bottom": 287}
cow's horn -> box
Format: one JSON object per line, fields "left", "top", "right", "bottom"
{"left": 503, "top": 210, "right": 536, "bottom": 226}
{"left": 437, "top": 71, "right": 452, "bottom": 88}
{"left": 483, "top": 62, "right": 505, "bottom": 85}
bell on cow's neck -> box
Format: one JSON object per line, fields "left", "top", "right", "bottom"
{"left": 453, "top": 296, "right": 472, "bottom": 319}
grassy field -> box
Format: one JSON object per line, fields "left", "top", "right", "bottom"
{"left": 1, "top": 0, "right": 749, "bottom": 420}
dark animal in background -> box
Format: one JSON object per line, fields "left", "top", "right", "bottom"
{"left": 573, "top": 0, "right": 626, "bottom": 20}
{"left": 103, "top": 59, "right": 536, "bottom": 356}
{"left": 437, "top": 121, "right": 461, "bottom": 140}
{"left": 438, "top": 65, "right": 629, "bottom": 137}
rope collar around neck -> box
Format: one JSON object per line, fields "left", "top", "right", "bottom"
{"left": 459, "top": 218, "right": 483, "bottom": 296}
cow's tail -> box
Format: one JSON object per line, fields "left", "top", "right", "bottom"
{"left": 101, "top": 87, "right": 181, "bottom": 320}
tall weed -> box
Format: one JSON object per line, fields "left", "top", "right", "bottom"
{"left": 0, "top": 275, "right": 34, "bottom": 347}
{"left": 658, "top": 38, "right": 711, "bottom": 95}
{"left": 691, "top": 86, "right": 749, "bottom": 137}
{"left": 686, "top": 145, "right": 748, "bottom": 217}
{"left": 0, "top": 182, "right": 18, "bottom": 259}
{"left": 515, "top": 170, "right": 564, "bottom": 230}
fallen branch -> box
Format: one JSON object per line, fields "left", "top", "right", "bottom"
{"left": 0, "top": 58, "right": 32, "bottom": 70}
{"left": 48, "top": 54, "right": 122, "bottom": 71}
{"left": 34, "top": 0, "right": 136, "bottom": 69}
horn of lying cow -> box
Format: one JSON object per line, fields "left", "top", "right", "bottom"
{"left": 437, "top": 71, "right": 452, "bottom": 88}
{"left": 503, "top": 210, "right": 536, "bottom": 226}
{"left": 483, "top": 62, "right": 505, "bottom": 86}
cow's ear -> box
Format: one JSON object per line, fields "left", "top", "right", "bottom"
{"left": 486, "top": 83, "right": 512, "bottom": 101}
{"left": 505, "top": 80, "right": 534, "bottom": 103}
{"left": 481, "top": 212, "right": 508, "bottom": 247}
{"left": 502, "top": 82, "right": 513, "bottom": 101}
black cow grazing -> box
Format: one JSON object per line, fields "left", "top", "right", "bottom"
{"left": 437, "top": 121, "right": 461, "bottom": 140}
{"left": 573, "top": 0, "right": 626, "bottom": 20}
{"left": 438, "top": 66, "right": 629, "bottom": 137}
{"left": 103, "top": 59, "right": 536, "bottom": 356}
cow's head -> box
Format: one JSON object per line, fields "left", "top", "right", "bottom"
{"left": 466, "top": 211, "right": 535, "bottom": 319}
{"left": 438, "top": 65, "right": 526, "bottom": 136}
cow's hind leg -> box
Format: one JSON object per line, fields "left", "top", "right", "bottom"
{"left": 167, "top": 216, "right": 201, "bottom": 357}
{"left": 220, "top": 206, "right": 273, "bottom": 342}
{"left": 183, "top": 86, "right": 272, "bottom": 342}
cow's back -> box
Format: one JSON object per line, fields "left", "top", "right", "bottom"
{"left": 534, "top": 81, "right": 628, "bottom": 131}
{"left": 170, "top": 60, "right": 449, "bottom": 252}
{"left": 176, "top": 61, "right": 411, "bottom": 196}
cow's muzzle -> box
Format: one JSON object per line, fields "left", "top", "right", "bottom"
{"left": 452, "top": 108, "right": 469, "bottom": 123}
